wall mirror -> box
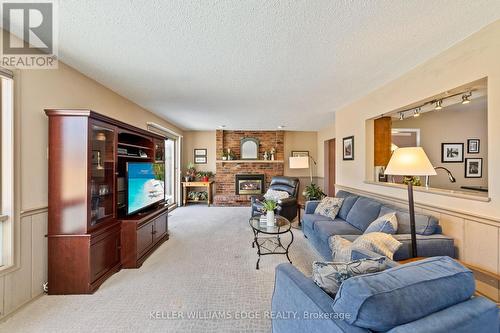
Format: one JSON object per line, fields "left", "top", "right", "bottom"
{"left": 240, "top": 137, "right": 259, "bottom": 160}
{"left": 371, "top": 78, "right": 488, "bottom": 197}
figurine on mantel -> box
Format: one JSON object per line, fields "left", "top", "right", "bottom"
{"left": 270, "top": 148, "right": 276, "bottom": 161}
{"left": 263, "top": 151, "right": 269, "bottom": 160}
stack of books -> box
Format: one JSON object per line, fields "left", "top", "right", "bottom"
{"left": 259, "top": 215, "right": 276, "bottom": 226}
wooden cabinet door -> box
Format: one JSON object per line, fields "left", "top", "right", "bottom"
{"left": 90, "top": 229, "right": 120, "bottom": 283}
{"left": 153, "top": 214, "right": 168, "bottom": 242}
{"left": 137, "top": 221, "right": 154, "bottom": 256}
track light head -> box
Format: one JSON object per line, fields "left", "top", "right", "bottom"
{"left": 399, "top": 112, "right": 404, "bottom": 121}
{"left": 413, "top": 108, "right": 420, "bottom": 117}
{"left": 462, "top": 92, "right": 471, "bottom": 104}
{"left": 435, "top": 100, "right": 443, "bottom": 110}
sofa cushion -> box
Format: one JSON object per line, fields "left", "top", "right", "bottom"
{"left": 314, "top": 197, "right": 344, "bottom": 220}
{"left": 312, "top": 257, "right": 387, "bottom": 296}
{"left": 364, "top": 212, "right": 398, "bottom": 234}
{"left": 329, "top": 235, "right": 353, "bottom": 261}
{"left": 337, "top": 195, "right": 359, "bottom": 220}
{"left": 379, "top": 205, "right": 438, "bottom": 235}
{"left": 332, "top": 256, "right": 475, "bottom": 331}
{"left": 301, "top": 213, "right": 332, "bottom": 231}
{"left": 315, "top": 220, "right": 363, "bottom": 242}
{"left": 345, "top": 197, "right": 382, "bottom": 231}
{"left": 352, "top": 232, "right": 402, "bottom": 260}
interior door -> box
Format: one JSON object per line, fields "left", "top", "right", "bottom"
{"left": 324, "top": 139, "right": 336, "bottom": 196}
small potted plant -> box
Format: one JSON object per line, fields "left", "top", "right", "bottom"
{"left": 262, "top": 200, "right": 278, "bottom": 227}
{"left": 197, "top": 171, "right": 214, "bottom": 182}
{"left": 222, "top": 151, "right": 228, "bottom": 160}
{"left": 185, "top": 162, "right": 197, "bottom": 181}
{"left": 302, "top": 183, "right": 326, "bottom": 201}
{"left": 199, "top": 191, "right": 208, "bottom": 201}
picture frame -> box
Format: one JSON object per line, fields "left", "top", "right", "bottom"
{"left": 467, "top": 139, "right": 480, "bottom": 154}
{"left": 194, "top": 156, "right": 207, "bottom": 164}
{"left": 465, "top": 158, "right": 482, "bottom": 178}
{"left": 194, "top": 148, "right": 207, "bottom": 164}
{"left": 441, "top": 143, "right": 464, "bottom": 163}
{"left": 343, "top": 136, "right": 354, "bottom": 160}
{"left": 291, "top": 151, "right": 309, "bottom": 157}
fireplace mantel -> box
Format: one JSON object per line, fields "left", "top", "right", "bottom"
{"left": 216, "top": 160, "right": 284, "bottom": 164}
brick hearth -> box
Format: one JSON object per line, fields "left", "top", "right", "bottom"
{"left": 214, "top": 130, "right": 284, "bottom": 206}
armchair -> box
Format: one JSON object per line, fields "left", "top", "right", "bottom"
{"left": 251, "top": 176, "right": 300, "bottom": 222}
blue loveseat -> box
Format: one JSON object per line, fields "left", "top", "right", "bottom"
{"left": 302, "top": 190, "right": 456, "bottom": 260}
{"left": 271, "top": 250, "right": 499, "bottom": 333}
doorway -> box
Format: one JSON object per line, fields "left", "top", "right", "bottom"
{"left": 324, "top": 139, "right": 336, "bottom": 196}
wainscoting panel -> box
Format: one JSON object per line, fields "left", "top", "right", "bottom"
{"left": 464, "top": 220, "right": 499, "bottom": 274}
{"left": 1, "top": 209, "right": 47, "bottom": 319}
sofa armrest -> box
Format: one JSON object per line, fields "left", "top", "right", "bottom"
{"left": 278, "top": 197, "right": 297, "bottom": 207}
{"left": 272, "top": 263, "right": 368, "bottom": 333}
{"left": 305, "top": 200, "right": 321, "bottom": 214}
{"left": 351, "top": 248, "right": 399, "bottom": 268}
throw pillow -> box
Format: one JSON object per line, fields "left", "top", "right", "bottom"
{"left": 312, "top": 257, "right": 387, "bottom": 296}
{"left": 352, "top": 232, "right": 403, "bottom": 260}
{"left": 263, "top": 189, "right": 290, "bottom": 201}
{"left": 364, "top": 212, "right": 398, "bottom": 234}
{"left": 329, "top": 235, "right": 353, "bottom": 262}
{"left": 314, "top": 197, "right": 344, "bottom": 220}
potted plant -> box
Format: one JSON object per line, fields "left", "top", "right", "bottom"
{"left": 222, "top": 151, "right": 228, "bottom": 160}
{"left": 197, "top": 171, "right": 214, "bottom": 182}
{"left": 302, "top": 183, "right": 326, "bottom": 201}
{"left": 199, "top": 191, "right": 208, "bottom": 201}
{"left": 262, "top": 200, "right": 278, "bottom": 227}
{"left": 185, "top": 162, "right": 196, "bottom": 181}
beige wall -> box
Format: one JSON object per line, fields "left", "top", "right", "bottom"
{"left": 182, "top": 131, "right": 217, "bottom": 173}
{"left": 394, "top": 97, "right": 488, "bottom": 190}
{"left": 335, "top": 20, "right": 500, "bottom": 273}
{"left": 1, "top": 58, "right": 182, "bottom": 318}
{"left": 283, "top": 131, "right": 318, "bottom": 178}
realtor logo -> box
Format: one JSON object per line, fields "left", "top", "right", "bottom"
{"left": 1, "top": 0, "right": 58, "bottom": 69}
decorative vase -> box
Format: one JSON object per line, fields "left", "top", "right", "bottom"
{"left": 266, "top": 210, "right": 275, "bottom": 227}
{"left": 222, "top": 156, "right": 227, "bottom": 160}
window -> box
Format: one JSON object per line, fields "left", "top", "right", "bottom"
{"left": 1, "top": 71, "right": 14, "bottom": 268}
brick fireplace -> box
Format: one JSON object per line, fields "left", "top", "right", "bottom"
{"left": 214, "top": 130, "right": 284, "bottom": 206}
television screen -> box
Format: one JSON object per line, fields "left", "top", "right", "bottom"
{"left": 127, "top": 162, "right": 165, "bottom": 215}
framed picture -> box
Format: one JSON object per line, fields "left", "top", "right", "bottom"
{"left": 441, "top": 143, "right": 463, "bottom": 163}
{"left": 194, "top": 148, "right": 207, "bottom": 164}
{"left": 194, "top": 156, "right": 207, "bottom": 164}
{"left": 465, "top": 158, "right": 482, "bottom": 178}
{"left": 343, "top": 136, "right": 354, "bottom": 160}
{"left": 467, "top": 139, "right": 480, "bottom": 154}
{"left": 291, "top": 151, "right": 309, "bottom": 157}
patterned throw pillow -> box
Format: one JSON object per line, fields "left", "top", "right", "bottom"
{"left": 263, "top": 189, "right": 290, "bottom": 201}
{"left": 329, "top": 235, "right": 353, "bottom": 262}
{"left": 314, "top": 197, "right": 344, "bottom": 219}
{"left": 364, "top": 212, "right": 398, "bottom": 234}
{"left": 312, "top": 257, "right": 387, "bottom": 296}
{"left": 352, "top": 232, "right": 403, "bottom": 260}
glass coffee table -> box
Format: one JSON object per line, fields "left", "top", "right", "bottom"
{"left": 249, "top": 215, "right": 294, "bottom": 270}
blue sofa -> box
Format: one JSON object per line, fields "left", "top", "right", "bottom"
{"left": 272, "top": 251, "right": 499, "bottom": 333}
{"left": 302, "top": 190, "right": 456, "bottom": 260}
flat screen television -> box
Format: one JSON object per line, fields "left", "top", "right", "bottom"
{"left": 126, "top": 162, "right": 165, "bottom": 215}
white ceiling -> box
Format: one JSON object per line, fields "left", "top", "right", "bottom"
{"left": 55, "top": 1, "right": 500, "bottom": 131}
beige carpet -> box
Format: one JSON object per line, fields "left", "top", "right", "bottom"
{"left": 1, "top": 206, "right": 320, "bottom": 333}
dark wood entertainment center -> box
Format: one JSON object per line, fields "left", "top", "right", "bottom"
{"left": 46, "top": 109, "right": 169, "bottom": 294}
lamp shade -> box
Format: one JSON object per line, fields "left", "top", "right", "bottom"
{"left": 289, "top": 156, "right": 309, "bottom": 169}
{"left": 384, "top": 147, "right": 437, "bottom": 176}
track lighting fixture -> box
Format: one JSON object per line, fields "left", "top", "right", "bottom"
{"left": 399, "top": 112, "right": 404, "bottom": 121}
{"left": 462, "top": 92, "right": 471, "bottom": 104}
{"left": 434, "top": 100, "right": 443, "bottom": 110}
{"left": 413, "top": 108, "right": 420, "bottom": 117}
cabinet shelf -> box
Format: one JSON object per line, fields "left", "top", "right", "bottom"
{"left": 117, "top": 154, "right": 150, "bottom": 159}
{"left": 118, "top": 142, "right": 152, "bottom": 150}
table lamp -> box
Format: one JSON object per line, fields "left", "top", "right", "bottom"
{"left": 384, "top": 147, "right": 436, "bottom": 257}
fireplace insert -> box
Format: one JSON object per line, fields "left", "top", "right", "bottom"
{"left": 235, "top": 174, "right": 265, "bottom": 195}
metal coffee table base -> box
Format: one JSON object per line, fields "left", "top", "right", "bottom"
{"left": 251, "top": 230, "right": 294, "bottom": 270}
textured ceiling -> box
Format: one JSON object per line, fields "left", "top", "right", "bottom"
{"left": 55, "top": 1, "right": 500, "bottom": 130}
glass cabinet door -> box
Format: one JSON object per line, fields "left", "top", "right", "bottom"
{"left": 90, "top": 121, "right": 116, "bottom": 226}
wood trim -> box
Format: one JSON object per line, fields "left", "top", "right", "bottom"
{"left": 337, "top": 184, "right": 500, "bottom": 225}
{"left": 20, "top": 206, "right": 48, "bottom": 217}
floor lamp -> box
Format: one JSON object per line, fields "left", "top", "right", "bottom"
{"left": 384, "top": 147, "right": 436, "bottom": 258}
{"left": 289, "top": 156, "right": 317, "bottom": 183}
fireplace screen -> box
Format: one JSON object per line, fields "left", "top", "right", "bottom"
{"left": 235, "top": 174, "right": 265, "bottom": 195}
